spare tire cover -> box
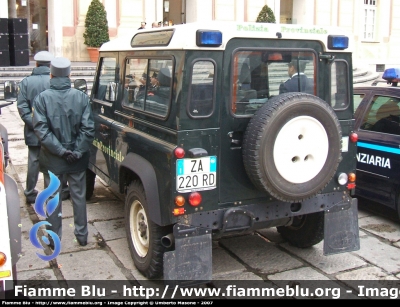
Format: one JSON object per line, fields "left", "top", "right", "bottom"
{"left": 242, "top": 92, "right": 342, "bottom": 202}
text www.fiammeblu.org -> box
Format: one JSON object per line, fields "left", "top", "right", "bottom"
{"left": 4, "top": 284, "right": 400, "bottom": 300}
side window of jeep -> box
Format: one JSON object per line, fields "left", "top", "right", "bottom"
{"left": 122, "top": 57, "right": 173, "bottom": 118}
{"left": 231, "top": 49, "right": 316, "bottom": 116}
{"left": 188, "top": 60, "right": 216, "bottom": 118}
{"left": 330, "top": 60, "right": 350, "bottom": 110}
{"left": 94, "top": 57, "right": 118, "bottom": 102}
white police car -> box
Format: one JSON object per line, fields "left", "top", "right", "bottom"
{"left": 353, "top": 68, "right": 400, "bottom": 219}
{"left": 0, "top": 82, "right": 21, "bottom": 296}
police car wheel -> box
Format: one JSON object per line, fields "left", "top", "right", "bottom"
{"left": 85, "top": 169, "right": 96, "bottom": 200}
{"left": 277, "top": 211, "right": 324, "bottom": 247}
{"left": 125, "top": 181, "right": 171, "bottom": 279}
{"left": 243, "top": 92, "right": 342, "bottom": 202}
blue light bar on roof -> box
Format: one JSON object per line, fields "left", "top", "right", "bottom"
{"left": 328, "top": 35, "right": 349, "bottom": 50}
{"left": 196, "top": 30, "right": 222, "bottom": 47}
{"left": 382, "top": 68, "right": 400, "bottom": 83}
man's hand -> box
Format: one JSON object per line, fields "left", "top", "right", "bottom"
{"left": 62, "top": 150, "right": 73, "bottom": 160}
{"left": 66, "top": 154, "right": 78, "bottom": 164}
{"left": 62, "top": 150, "right": 77, "bottom": 164}
{"left": 72, "top": 151, "right": 82, "bottom": 160}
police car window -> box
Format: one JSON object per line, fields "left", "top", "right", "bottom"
{"left": 231, "top": 50, "right": 316, "bottom": 116}
{"left": 330, "top": 60, "right": 350, "bottom": 110}
{"left": 188, "top": 60, "right": 215, "bottom": 118}
{"left": 353, "top": 94, "right": 365, "bottom": 112}
{"left": 123, "top": 58, "right": 172, "bottom": 118}
{"left": 94, "top": 57, "right": 117, "bottom": 102}
{"left": 360, "top": 96, "right": 400, "bottom": 135}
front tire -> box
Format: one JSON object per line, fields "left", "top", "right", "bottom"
{"left": 277, "top": 211, "right": 324, "bottom": 248}
{"left": 125, "top": 181, "right": 171, "bottom": 279}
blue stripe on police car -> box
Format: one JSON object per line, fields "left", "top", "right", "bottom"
{"left": 357, "top": 141, "right": 400, "bottom": 155}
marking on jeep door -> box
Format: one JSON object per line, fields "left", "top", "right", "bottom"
{"left": 93, "top": 138, "right": 125, "bottom": 162}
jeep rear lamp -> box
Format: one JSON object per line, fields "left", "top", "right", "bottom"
{"left": 0, "top": 252, "right": 6, "bottom": 267}
{"left": 189, "top": 192, "right": 202, "bottom": 206}
{"left": 349, "top": 132, "right": 358, "bottom": 143}
{"left": 337, "top": 173, "right": 348, "bottom": 185}
{"left": 173, "top": 208, "right": 185, "bottom": 216}
{"left": 347, "top": 173, "right": 356, "bottom": 189}
{"left": 175, "top": 195, "right": 185, "bottom": 207}
{"left": 174, "top": 147, "right": 185, "bottom": 159}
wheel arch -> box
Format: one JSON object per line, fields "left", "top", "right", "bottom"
{"left": 119, "top": 153, "right": 162, "bottom": 225}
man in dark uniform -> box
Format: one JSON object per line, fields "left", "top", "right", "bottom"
{"left": 17, "top": 51, "right": 69, "bottom": 204}
{"left": 279, "top": 61, "right": 313, "bottom": 94}
{"left": 32, "top": 57, "right": 95, "bottom": 247}
{"left": 148, "top": 72, "right": 159, "bottom": 93}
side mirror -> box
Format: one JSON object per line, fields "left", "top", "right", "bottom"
{"left": 74, "top": 79, "right": 87, "bottom": 93}
{"left": 4, "top": 81, "right": 18, "bottom": 102}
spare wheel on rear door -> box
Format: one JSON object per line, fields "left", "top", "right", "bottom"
{"left": 242, "top": 92, "right": 342, "bottom": 202}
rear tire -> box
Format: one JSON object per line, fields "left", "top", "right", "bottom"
{"left": 125, "top": 181, "right": 171, "bottom": 279}
{"left": 86, "top": 169, "right": 96, "bottom": 200}
{"left": 277, "top": 211, "right": 324, "bottom": 248}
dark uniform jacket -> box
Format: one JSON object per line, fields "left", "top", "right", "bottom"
{"left": 17, "top": 66, "right": 51, "bottom": 146}
{"left": 279, "top": 74, "right": 313, "bottom": 95}
{"left": 32, "top": 77, "right": 95, "bottom": 174}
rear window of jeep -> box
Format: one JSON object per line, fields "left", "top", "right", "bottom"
{"left": 231, "top": 49, "right": 317, "bottom": 116}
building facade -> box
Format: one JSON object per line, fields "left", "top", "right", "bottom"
{"left": 1, "top": 0, "right": 399, "bottom": 68}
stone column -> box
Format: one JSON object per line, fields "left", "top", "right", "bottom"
{"left": 47, "top": 0, "right": 63, "bottom": 56}
{"left": 186, "top": 0, "right": 213, "bottom": 22}
{"left": 8, "top": 0, "right": 16, "bottom": 18}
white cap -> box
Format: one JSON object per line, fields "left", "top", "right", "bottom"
{"left": 34, "top": 51, "right": 54, "bottom": 64}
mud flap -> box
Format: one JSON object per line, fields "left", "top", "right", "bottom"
{"left": 163, "top": 224, "right": 212, "bottom": 287}
{"left": 323, "top": 197, "right": 360, "bottom": 255}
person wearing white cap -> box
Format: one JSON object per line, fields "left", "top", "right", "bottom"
{"left": 17, "top": 51, "right": 70, "bottom": 204}
{"left": 32, "top": 57, "right": 95, "bottom": 248}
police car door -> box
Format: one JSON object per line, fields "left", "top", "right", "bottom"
{"left": 89, "top": 54, "right": 119, "bottom": 183}
{"left": 354, "top": 89, "right": 400, "bottom": 205}
{"left": 219, "top": 40, "right": 321, "bottom": 203}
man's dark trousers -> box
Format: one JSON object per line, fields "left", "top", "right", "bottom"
{"left": 44, "top": 171, "right": 88, "bottom": 243}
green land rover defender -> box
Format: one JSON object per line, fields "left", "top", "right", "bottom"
{"left": 84, "top": 21, "right": 359, "bottom": 284}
